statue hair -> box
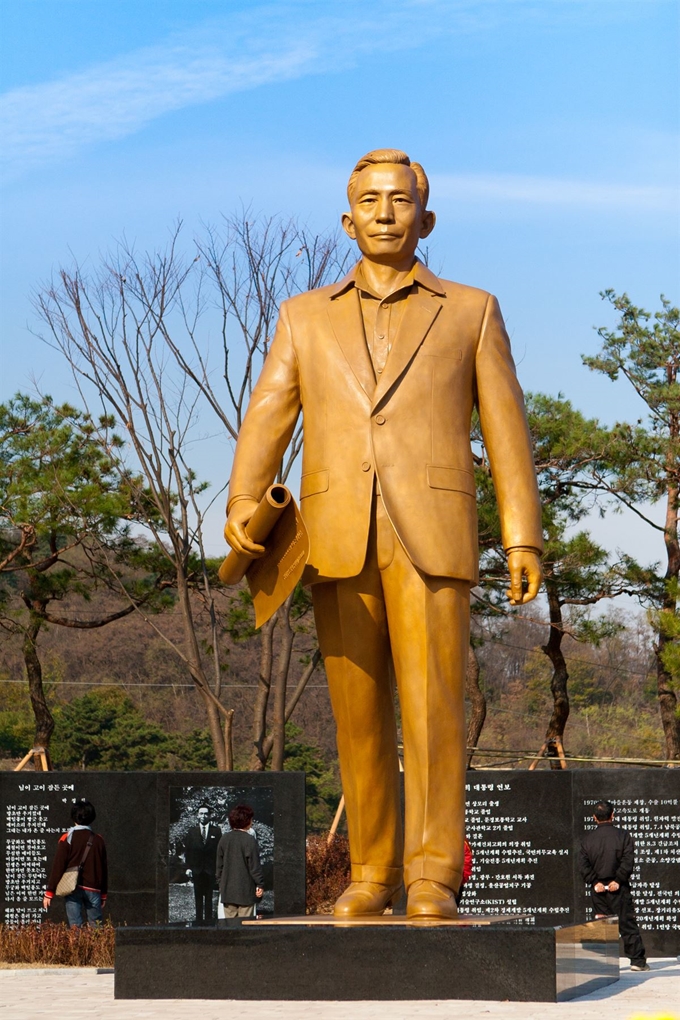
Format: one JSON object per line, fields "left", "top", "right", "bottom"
{"left": 347, "top": 149, "right": 429, "bottom": 209}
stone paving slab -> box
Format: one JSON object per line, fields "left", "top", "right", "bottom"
{"left": 0, "top": 959, "right": 678, "bottom": 1020}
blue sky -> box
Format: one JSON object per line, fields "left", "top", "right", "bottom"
{"left": 1, "top": 0, "right": 678, "bottom": 563}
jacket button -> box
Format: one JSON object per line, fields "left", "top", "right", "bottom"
{"left": 375, "top": 414, "right": 386, "bottom": 425}
{"left": 361, "top": 461, "right": 371, "bottom": 472}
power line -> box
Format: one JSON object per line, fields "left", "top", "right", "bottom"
{"left": 467, "top": 748, "right": 675, "bottom": 768}
{"left": 479, "top": 636, "right": 655, "bottom": 680}
{"left": 0, "top": 679, "right": 330, "bottom": 689}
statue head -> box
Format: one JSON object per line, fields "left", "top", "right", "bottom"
{"left": 342, "top": 149, "right": 436, "bottom": 265}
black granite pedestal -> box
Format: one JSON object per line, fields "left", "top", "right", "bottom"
{"left": 114, "top": 916, "right": 619, "bottom": 1002}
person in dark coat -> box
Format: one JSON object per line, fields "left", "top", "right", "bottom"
{"left": 578, "top": 799, "right": 649, "bottom": 972}
{"left": 182, "top": 804, "right": 221, "bottom": 923}
{"left": 43, "top": 798, "right": 108, "bottom": 927}
{"left": 216, "top": 803, "right": 264, "bottom": 918}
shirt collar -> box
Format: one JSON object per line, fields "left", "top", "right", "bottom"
{"left": 329, "top": 258, "right": 445, "bottom": 299}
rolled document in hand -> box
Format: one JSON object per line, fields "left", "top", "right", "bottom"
{"left": 219, "top": 485, "right": 292, "bottom": 585}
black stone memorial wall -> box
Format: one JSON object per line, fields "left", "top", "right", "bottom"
{"left": 1, "top": 768, "right": 677, "bottom": 954}
{"left": 460, "top": 769, "right": 679, "bottom": 956}
{"left": 461, "top": 770, "right": 573, "bottom": 927}
{"left": 0, "top": 771, "right": 306, "bottom": 927}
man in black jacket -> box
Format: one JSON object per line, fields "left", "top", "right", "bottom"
{"left": 578, "top": 800, "right": 649, "bottom": 972}
{"left": 183, "top": 805, "right": 222, "bottom": 923}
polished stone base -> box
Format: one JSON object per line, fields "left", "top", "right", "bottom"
{"left": 114, "top": 916, "right": 618, "bottom": 1002}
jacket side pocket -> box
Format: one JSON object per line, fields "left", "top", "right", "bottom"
{"left": 300, "top": 469, "right": 330, "bottom": 499}
{"left": 426, "top": 465, "right": 475, "bottom": 496}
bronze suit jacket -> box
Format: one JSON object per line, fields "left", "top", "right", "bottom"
{"left": 228, "top": 260, "right": 543, "bottom": 585}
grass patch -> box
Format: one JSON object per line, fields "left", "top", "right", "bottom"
{"left": 0, "top": 837, "right": 352, "bottom": 962}
{"left": 306, "top": 833, "right": 350, "bottom": 914}
{"left": 0, "top": 922, "right": 115, "bottom": 967}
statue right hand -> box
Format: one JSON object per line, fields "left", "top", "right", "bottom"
{"left": 224, "top": 499, "right": 265, "bottom": 558}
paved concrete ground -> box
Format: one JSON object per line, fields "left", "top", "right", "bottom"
{"left": 0, "top": 959, "right": 678, "bottom": 1020}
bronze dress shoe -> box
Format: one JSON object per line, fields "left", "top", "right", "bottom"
{"left": 333, "top": 881, "right": 403, "bottom": 917}
{"left": 406, "top": 879, "right": 458, "bottom": 919}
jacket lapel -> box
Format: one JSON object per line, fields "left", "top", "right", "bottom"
{"left": 327, "top": 287, "right": 375, "bottom": 402}
{"left": 372, "top": 288, "right": 442, "bottom": 409}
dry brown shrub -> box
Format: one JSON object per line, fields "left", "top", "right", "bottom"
{"left": 306, "top": 833, "right": 350, "bottom": 914}
{"left": 0, "top": 922, "right": 115, "bottom": 967}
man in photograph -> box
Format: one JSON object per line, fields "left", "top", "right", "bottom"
{"left": 182, "top": 804, "right": 221, "bottom": 923}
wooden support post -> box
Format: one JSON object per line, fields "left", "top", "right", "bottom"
{"left": 554, "top": 736, "right": 567, "bottom": 769}
{"left": 13, "top": 745, "right": 53, "bottom": 772}
{"left": 327, "top": 795, "right": 345, "bottom": 845}
{"left": 528, "top": 742, "right": 547, "bottom": 770}
{"left": 529, "top": 738, "right": 567, "bottom": 771}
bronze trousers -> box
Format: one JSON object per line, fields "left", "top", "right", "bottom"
{"left": 312, "top": 496, "right": 469, "bottom": 891}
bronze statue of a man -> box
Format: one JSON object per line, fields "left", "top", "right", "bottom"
{"left": 225, "top": 149, "right": 543, "bottom": 919}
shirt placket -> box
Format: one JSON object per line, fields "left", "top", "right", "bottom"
{"left": 373, "top": 300, "right": 392, "bottom": 376}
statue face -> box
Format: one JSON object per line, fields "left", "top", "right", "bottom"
{"left": 343, "top": 163, "right": 434, "bottom": 263}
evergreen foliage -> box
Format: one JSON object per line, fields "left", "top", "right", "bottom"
{"left": 283, "top": 723, "right": 341, "bottom": 832}
{"left": 0, "top": 684, "right": 217, "bottom": 771}
{"left": 584, "top": 292, "right": 680, "bottom": 758}
{"left": 0, "top": 393, "right": 169, "bottom": 752}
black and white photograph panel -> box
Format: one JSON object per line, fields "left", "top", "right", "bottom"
{"left": 168, "top": 785, "right": 274, "bottom": 923}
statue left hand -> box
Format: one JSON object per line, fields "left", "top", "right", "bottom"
{"left": 506, "top": 550, "right": 542, "bottom": 605}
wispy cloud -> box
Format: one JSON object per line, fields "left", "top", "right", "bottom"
{"left": 0, "top": 0, "right": 647, "bottom": 181}
{"left": 0, "top": 1, "right": 457, "bottom": 179}
{"left": 433, "top": 172, "right": 679, "bottom": 212}
{"left": 1, "top": 21, "right": 318, "bottom": 178}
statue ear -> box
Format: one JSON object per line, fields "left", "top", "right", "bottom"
{"left": 341, "top": 212, "right": 357, "bottom": 240}
{"left": 420, "top": 210, "right": 436, "bottom": 239}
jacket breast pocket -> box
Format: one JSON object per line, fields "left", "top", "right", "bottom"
{"left": 427, "top": 465, "right": 475, "bottom": 496}
{"left": 423, "top": 342, "right": 462, "bottom": 361}
{"left": 300, "top": 469, "right": 329, "bottom": 499}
